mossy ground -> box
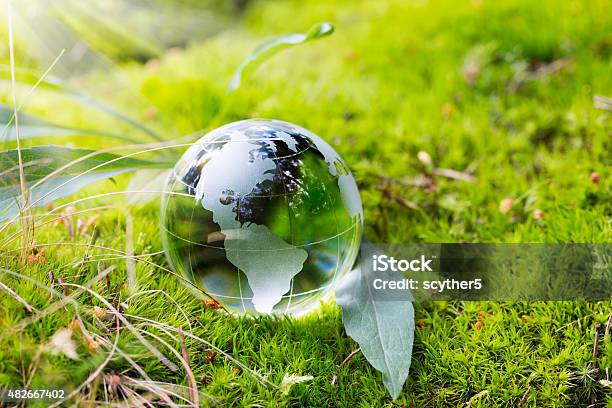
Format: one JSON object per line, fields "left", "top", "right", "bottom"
{"left": 0, "top": 0, "right": 611, "bottom": 406}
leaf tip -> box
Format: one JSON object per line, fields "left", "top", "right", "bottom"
{"left": 308, "top": 22, "right": 335, "bottom": 39}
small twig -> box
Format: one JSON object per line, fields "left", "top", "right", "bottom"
{"left": 594, "top": 95, "right": 612, "bottom": 112}
{"left": 0, "top": 281, "right": 37, "bottom": 313}
{"left": 377, "top": 186, "right": 420, "bottom": 210}
{"left": 47, "top": 319, "right": 121, "bottom": 408}
{"left": 590, "top": 323, "right": 601, "bottom": 406}
{"left": 518, "top": 385, "right": 531, "bottom": 406}
{"left": 135, "top": 328, "right": 197, "bottom": 406}
{"left": 98, "top": 261, "right": 111, "bottom": 293}
{"left": 62, "top": 282, "right": 179, "bottom": 372}
{"left": 25, "top": 349, "right": 42, "bottom": 389}
{"left": 48, "top": 270, "right": 55, "bottom": 301}
{"left": 592, "top": 324, "right": 601, "bottom": 368}
{"left": 121, "top": 376, "right": 188, "bottom": 407}
{"left": 466, "top": 390, "right": 490, "bottom": 407}
{"left": 88, "top": 372, "right": 100, "bottom": 405}
{"left": 604, "top": 314, "right": 612, "bottom": 343}
{"left": 555, "top": 313, "right": 596, "bottom": 332}
{"left": 534, "top": 57, "right": 572, "bottom": 78}
{"left": 83, "top": 224, "right": 98, "bottom": 262}
{"left": 338, "top": 347, "right": 361, "bottom": 368}
{"left": 377, "top": 175, "right": 424, "bottom": 187}
{"left": 57, "top": 276, "right": 68, "bottom": 297}
{"left": 178, "top": 328, "right": 198, "bottom": 407}
{"left": 6, "top": 0, "right": 32, "bottom": 257}
{"left": 1, "top": 266, "right": 115, "bottom": 341}
{"left": 431, "top": 168, "right": 476, "bottom": 182}
{"left": 393, "top": 195, "right": 420, "bottom": 210}
{"left": 124, "top": 209, "right": 136, "bottom": 294}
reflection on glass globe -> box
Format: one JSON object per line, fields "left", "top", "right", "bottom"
{"left": 161, "top": 119, "right": 363, "bottom": 316}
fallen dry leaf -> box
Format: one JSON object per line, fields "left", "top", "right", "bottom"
{"left": 280, "top": 373, "right": 314, "bottom": 395}
{"left": 203, "top": 298, "right": 221, "bottom": 309}
{"left": 45, "top": 328, "right": 79, "bottom": 360}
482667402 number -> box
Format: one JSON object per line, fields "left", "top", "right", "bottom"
{"left": 1, "top": 388, "right": 65, "bottom": 402}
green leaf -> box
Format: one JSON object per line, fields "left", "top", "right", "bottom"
{"left": 0, "top": 145, "right": 170, "bottom": 183}
{"left": 0, "top": 104, "right": 140, "bottom": 142}
{"left": 227, "top": 22, "right": 334, "bottom": 92}
{"left": 0, "top": 145, "right": 172, "bottom": 221}
{"left": 0, "top": 67, "right": 161, "bottom": 141}
{"left": 335, "top": 256, "right": 414, "bottom": 400}
{"left": 0, "top": 169, "right": 129, "bottom": 222}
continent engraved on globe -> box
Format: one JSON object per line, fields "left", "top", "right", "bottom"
{"left": 161, "top": 119, "right": 363, "bottom": 316}
{"left": 193, "top": 130, "right": 308, "bottom": 313}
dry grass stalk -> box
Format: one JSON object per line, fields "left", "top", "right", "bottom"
{"left": 6, "top": 1, "right": 32, "bottom": 257}
{"left": 179, "top": 328, "right": 199, "bottom": 406}
{"left": 0, "top": 281, "right": 37, "bottom": 313}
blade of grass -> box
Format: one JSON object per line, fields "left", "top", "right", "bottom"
{"left": 0, "top": 66, "right": 163, "bottom": 142}
{"left": 0, "top": 49, "right": 71, "bottom": 145}
{"left": 123, "top": 313, "right": 277, "bottom": 388}
{"left": 6, "top": 0, "right": 31, "bottom": 256}
{"left": 0, "top": 281, "right": 37, "bottom": 313}
{"left": 136, "top": 328, "right": 199, "bottom": 407}
{"left": 0, "top": 49, "right": 143, "bottom": 144}
{"left": 123, "top": 207, "right": 136, "bottom": 294}
{"left": 124, "top": 290, "right": 192, "bottom": 334}
{"left": 0, "top": 146, "right": 171, "bottom": 183}
{"left": 227, "top": 22, "right": 334, "bottom": 92}
{"left": 178, "top": 328, "right": 198, "bottom": 407}
{"left": 61, "top": 282, "right": 180, "bottom": 372}
{"left": 0, "top": 145, "right": 173, "bottom": 222}
{"left": 47, "top": 318, "right": 120, "bottom": 408}
{"left": 0, "top": 104, "right": 146, "bottom": 143}
{"left": 0, "top": 235, "right": 224, "bottom": 309}
{"left": 0, "top": 205, "right": 116, "bottom": 250}
{"left": 125, "top": 379, "right": 216, "bottom": 404}
{"left": 0, "top": 169, "right": 132, "bottom": 222}
{"left": 0, "top": 265, "right": 115, "bottom": 338}
{"left": 0, "top": 138, "right": 278, "bottom": 232}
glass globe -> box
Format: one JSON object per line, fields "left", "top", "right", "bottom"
{"left": 161, "top": 119, "right": 363, "bottom": 316}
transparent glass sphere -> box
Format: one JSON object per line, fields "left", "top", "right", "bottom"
{"left": 161, "top": 119, "right": 363, "bottom": 316}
